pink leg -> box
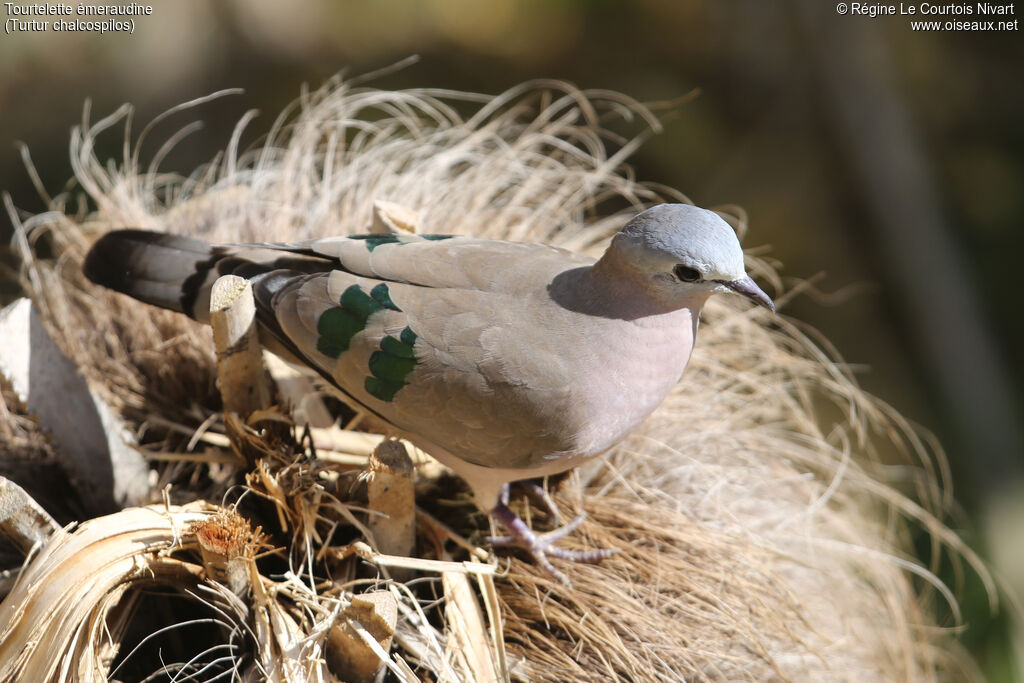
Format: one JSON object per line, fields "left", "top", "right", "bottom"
{"left": 487, "top": 484, "right": 619, "bottom": 585}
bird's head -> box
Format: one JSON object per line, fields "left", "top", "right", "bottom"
{"left": 608, "top": 204, "right": 774, "bottom": 312}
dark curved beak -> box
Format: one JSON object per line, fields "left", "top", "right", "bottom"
{"left": 723, "top": 275, "right": 775, "bottom": 313}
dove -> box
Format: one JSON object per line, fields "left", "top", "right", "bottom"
{"left": 83, "top": 203, "right": 773, "bottom": 579}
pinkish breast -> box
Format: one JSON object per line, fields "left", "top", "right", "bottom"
{"left": 564, "top": 304, "right": 700, "bottom": 455}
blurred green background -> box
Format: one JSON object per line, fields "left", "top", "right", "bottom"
{"left": 1, "top": 1, "right": 1021, "bottom": 679}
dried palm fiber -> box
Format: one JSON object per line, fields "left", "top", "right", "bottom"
{"left": 5, "top": 71, "right": 994, "bottom": 681}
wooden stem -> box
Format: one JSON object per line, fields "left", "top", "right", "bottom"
{"left": 326, "top": 590, "right": 398, "bottom": 683}
{"left": 366, "top": 440, "right": 416, "bottom": 567}
{"left": 209, "top": 275, "right": 271, "bottom": 416}
{"left": 0, "top": 476, "right": 59, "bottom": 556}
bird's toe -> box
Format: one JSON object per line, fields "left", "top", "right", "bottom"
{"left": 488, "top": 503, "right": 618, "bottom": 585}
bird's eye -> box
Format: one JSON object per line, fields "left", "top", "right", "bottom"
{"left": 673, "top": 264, "right": 701, "bottom": 282}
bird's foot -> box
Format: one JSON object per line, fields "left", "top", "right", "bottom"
{"left": 487, "top": 502, "right": 619, "bottom": 585}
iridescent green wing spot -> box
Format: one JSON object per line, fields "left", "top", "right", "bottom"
{"left": 347, "top": 234, "right": 455, "bottom": 252}
{"left": 365, "top": 326, "right": 419, "bottom": 402}
{"left": 379, "top": 335, "right": 415, "bottom": 358}
{"left": 369, "top": 283, "right": 399, "bottom": 311}
{"left": 316, "top": 308, "right": 362, "bottom": 358}
{"left": 317, "top": 284, "right": 401, "bottom": 359}
{"left": 347, "top": 234, "right": 401, "bottom": 251}
{"left": 340, "top": 283, "right": 397, "bottom": 318}
{"left": 399, "top": 326, "right": 417, "bottom": 346}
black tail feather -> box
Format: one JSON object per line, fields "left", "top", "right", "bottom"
{"left": 83, "top": 229, "right": 219, "bottom": 316}
{"left": 84, "top": 229, "right": 388, "bottom": 422}
{"left": 84, "top": 229, "right": 338, "bottom": 321}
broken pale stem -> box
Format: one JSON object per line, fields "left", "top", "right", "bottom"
{"left": 0, "top": 476, "right": 59, "bottom": 556}
{"left": 326, "top": 590, "right": 399, "bottom": 683}
{"left": 210, "top": 275, "right": 271, "bottom": 415}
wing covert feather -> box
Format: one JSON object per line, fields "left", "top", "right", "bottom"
{"left": 306, "top": 234, "right": 593, "bottom": 294}
{"left": 269, "top": 266, "right": 583, "bottom": 470}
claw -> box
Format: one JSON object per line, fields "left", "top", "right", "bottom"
{"left": 487, "top": 490, "right": 619, "bottom": 585}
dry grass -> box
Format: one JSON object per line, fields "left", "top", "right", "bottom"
{"left": 0, "top": 67, "right": 993, "bottom": 681}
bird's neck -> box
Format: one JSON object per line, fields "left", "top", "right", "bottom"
{"left": 557, "top": 255, "right": 706, "bottom": 456}
{"left": 550, "top": 251, "right": 710, "bottom": 322}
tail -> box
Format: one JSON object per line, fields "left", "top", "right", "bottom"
{"left": 83, "top": 229, "right": 222, "bottom": 321}
{"left": 84, "top": 229, "right": 336, "bottom": 327}
{"left": 84, "top": 229, "right": 397, "bottom": 417}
